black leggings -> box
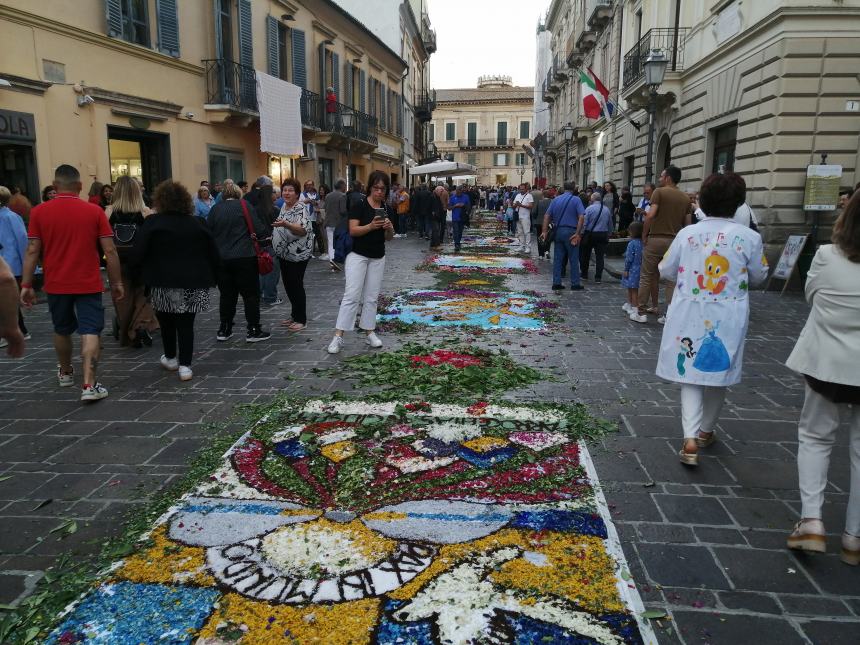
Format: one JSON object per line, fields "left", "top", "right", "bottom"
{"left": 218, "top": 257, "right": 260, "bottom": 329}
{"left": 156, "top": 311, "right": 196, "bottom": 366}
{"left": 279, "top": 258, "right": 309, "bottom": 324}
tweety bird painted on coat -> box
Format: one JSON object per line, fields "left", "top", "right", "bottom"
{"left": 696, "top": 251, "right": 729, "bottom": 295}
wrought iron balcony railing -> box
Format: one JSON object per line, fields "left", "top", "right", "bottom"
{"left": 323, "top": 102, "right": 378, "bottom": 146}
{"left": 458, "top": 138, "right": 515, "bottom": 149}
{"left": 622, "top": 27, "right": 689, "bottom": 89}
{"left": 203, "top": 58, "right": 257, "bottom": 112}
{"left": 415, "top": 90, "right": 436, "bottom": 122}
{"left": 300, "top": 88, "right": 321, "bottom": 129}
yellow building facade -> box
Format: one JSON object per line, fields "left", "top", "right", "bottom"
{"left": 430, "top": 76, "right": 535, "bottom": 187}
{"left": 0, "top": 0, "right": 407, "bottom": 201}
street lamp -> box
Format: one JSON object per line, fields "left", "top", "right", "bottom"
{"left": 643, "top": 48, "right": 669, "bottom": 185}
{"left": 561, "top": 122, "right": 574, "bottom": 182}
{"left": 341, "top": 108, "right": 354, "bottom": 188}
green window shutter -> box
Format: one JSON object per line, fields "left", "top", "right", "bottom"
{"left": 379, "top": 83, "right": 386, "bottom": 130}
{"left": 237, "top": 0, "right": 253, "bottom": 68}
{"left": 105, "top": 0, "right": 123, "bottom": 37}
{"left": 369, "top": 79, "right": 376, "bottom": 118}
{"left": 156, "top": 0, "right": 180, "bottom": 56}
{"left": 396, "top": 94, "right": 403, "bottom": 135}
{"left": 497, "top": 121, "right": 507, "bottom": 143}
{"left": 332, "top": 53, "right": 339, "bottom": 101}
{"left": 291, "top": 29, "right": 306, "bottom": 88}
{"left": 359, "top": 70, "right": 366, "bottom": 113}
{"left": 265, "top": 15, "right": 279, "bottom": 77}
{"left": 520, "top": 121, "right": 530, "bottom": 139}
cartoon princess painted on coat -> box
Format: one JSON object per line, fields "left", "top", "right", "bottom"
{"left": 693, "top": 320, "right": 731, "bottom": 372}
{"left": 676, "top": 337, "right": 696, "bottom": 376}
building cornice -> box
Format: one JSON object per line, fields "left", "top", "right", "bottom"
{"left": 0, "top": 73, "right": 52, "bottom": 96}
{"left": 0, "top": 6, "right": 204, "bottom": 76}
{"left": 311, "top": 20, "right": 338, "bottom": 41}
{"left": 87, "top": 87, "right": 183, "bottom": 119}
{"left": 436, "top": 99, "right": 534, "bottom": 107}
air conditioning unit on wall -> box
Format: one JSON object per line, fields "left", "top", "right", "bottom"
{"left": 302, "top": 142, "right": 317, "bottom": 161}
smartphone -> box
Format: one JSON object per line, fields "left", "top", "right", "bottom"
{"left": 373, "top": 208, "right": 388, "bottom": 220}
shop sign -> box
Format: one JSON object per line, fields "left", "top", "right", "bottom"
{"left": 803, "top": 164, "right": 842, "bottom": 211}
{"left": 0, "top": 109, "right": 36, "bottom": 142}
{"left": 377, "top": 142, "right": 399, "bottom": 158}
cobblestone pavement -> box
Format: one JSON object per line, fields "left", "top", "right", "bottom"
{"left": 0, "top": 232, "right": 858, "bottom": 643}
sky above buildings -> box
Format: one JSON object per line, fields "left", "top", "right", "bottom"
{"left": 427, "top": 0, "right": 552, "bottom": 89}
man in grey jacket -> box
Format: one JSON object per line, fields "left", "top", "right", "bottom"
{"left": 324, "top": 179, "right": 348, "bottom": 271}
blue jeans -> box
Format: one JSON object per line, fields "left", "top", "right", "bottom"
{"left": 259, "top": 245, "right": 281, "bottom": 303}
{"left": 452, "top": 220, "right": 465, "bottom": 249}
{"left": 553, "top": 226, "right": 581, "bottom": 287}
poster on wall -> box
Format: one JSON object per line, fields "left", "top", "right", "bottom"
{"left": 803, "top": 164, "right": 842, "bottom": 211}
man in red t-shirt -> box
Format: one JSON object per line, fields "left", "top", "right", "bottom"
{"left": 20, "top": 164, "right": 124, "bottom": 402}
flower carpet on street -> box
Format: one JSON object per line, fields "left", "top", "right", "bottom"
{"left": 315, "top": 342, "right": 545, "bottom": 397}
{"left": 456, "top": 235, "right": 523, "bottom": 256}
{"left": 429, "top": 271, "right": 510, "bottom": 293}
{"left": 377, "top": 289, "right": 557, "bottom": 330}
{"left": 418, "top": 254, "right": 538, "bottom": 274}
{"left": 45, "top": 398, "right": 652, "bottom": 645}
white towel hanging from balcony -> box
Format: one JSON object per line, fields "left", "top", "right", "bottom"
{"left": 256, "top": 71, "right": 303, "bottom": 158}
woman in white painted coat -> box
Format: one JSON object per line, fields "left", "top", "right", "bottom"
{"left": 784, "top": 191, "right": 860, "bottom": 566}
{"left": 655, "top": 172, "right": 769, "bottom": 466}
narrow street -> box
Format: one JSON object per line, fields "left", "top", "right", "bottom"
{"left": 1, "top": 220, "right": 856, "bottom": 643}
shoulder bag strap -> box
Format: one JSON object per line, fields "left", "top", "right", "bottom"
{"left": 239, "top": 200, "right": 262, "bottom": 254}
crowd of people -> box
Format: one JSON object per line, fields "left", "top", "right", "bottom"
{"left": 0, "top": 162, "right": 858, "bottom": 566}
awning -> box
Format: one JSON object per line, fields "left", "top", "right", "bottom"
{"left": 409, "top": 160, "right": 478, "bottom": 177}
{"left": 255, "top": 72, "right": 304, "bottom": 158}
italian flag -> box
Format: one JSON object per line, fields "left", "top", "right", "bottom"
{"left": 580, "top": 68, "right": 614, "bottom": 120}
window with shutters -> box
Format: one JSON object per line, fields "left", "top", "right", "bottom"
{"left": 519, "top": 121, "right": 530, "bottom": 139}
{"left": 428, "top": 124, "right": 435, "bottom": 141}
{"left": 496, "top": 122, "right": 508, "bottom": 145}
{"left": 467, "top": 153, "right": 477, "bottom": 166}
{"left": 515, "top": 153, "right": 526, "bottom": 166}
{"left": 216, "top": 0, "right": 233, "bottom": 60}
{"left": 113, "top": 0, "right": 150, "bottom": 46}
{"left": 445, "top": 123, "right": 455, "bottom": 141}
{"left": 495, "top": 153, "right": 507, "bottom": 166}
{"left": 277, "top": 23, "right": 290, "bottom": 81}
{"left": 351, "top": 66, "right": 361, "bottom": 109}
{"left": 466, "top": 122, "right": 477, "bottom": 146}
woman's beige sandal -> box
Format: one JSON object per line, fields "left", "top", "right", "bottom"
{"left": 841, "top": 532, "right": 860, "bottom": 566}
{"left": 786, "top": 519, "right": 826, "bottom": 554}
{"left": 695, "top": 430, "right": 716, "bottom": 448}
{"left": 678, "top": 440, "right": 698, "bottom": 466}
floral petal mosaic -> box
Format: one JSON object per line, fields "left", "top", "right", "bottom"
{"left": 46, "top": 399, "right": 655, "bottom": 645}
{"left": 377, "top": 289, "right": 557, "bottom": 330}
{"left": 419, "top": 254, "right": 539, "bottom": 274}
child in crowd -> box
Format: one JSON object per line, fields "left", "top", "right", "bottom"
{"left": 622, "top": 221, "right": 644, "bottom": 320}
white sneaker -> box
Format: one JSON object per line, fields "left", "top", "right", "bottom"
{"left": 160, "top": 355, "right": 179, "bottom": 371}
{"left": 630, "top": 312, "right": 648, "bottom": 324}
{"left": 57, "top": 365, "right": 74, "bottom": 387}
{"left": 657, "top": 315, "right": 666, "bottom": 325}
{"left": 327, "top": 336, "right": 344, "bottom": 354}
{"left": 622, "top": 303, "right": 633, "bottom": 314}
{"left": 178, "top": 366, "right": 193, "bottom": 381}
{"left": 366, "top": 331, "right": 383, "bottom": 348}
{"left": 80, "top": 382, "right": 108, "bottom": 402}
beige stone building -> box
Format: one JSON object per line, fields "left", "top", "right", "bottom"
{"left": 0, "top": 0, "right": 417, "bottom": 202}
{"left": 430, "top": 76, "right": 534, "bottom": 186}
{"left": 540, "top": 0, "right": 860, "bottom": 254}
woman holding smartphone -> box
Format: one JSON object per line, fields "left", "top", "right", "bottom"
{"left": 327, "top": 171, "right": 394, "bottom": 354}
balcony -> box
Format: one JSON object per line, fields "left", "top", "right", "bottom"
{"left": 541, "top": 81, "right": 555, "bottom": 104}
{"left": 547, "top": 68, "right": 561, "bottom": 92}
{"left": 576, "top": 27, "right": 598, "bottom": 54}
{"left": 566, "top": 31, "right": 584, "bottom": 67}
{"left": 622, "top": 27, "right": 689, "bottom": 106}
{"left": 421, "top": 13, "right": 437, "bottom": 53}
{"left": 553, "top": 56, "right": 568, "bottom": 81}
{"left": 458, "top": 138, "right": 515, "bottom": 150}
{"left": 586, "top": 1, "right": 613, "bottom": 32}
{"left": 203, "top": 58, "right": 257, "bottom": 121}
{"left": 299, "top": 89, "right": 321, "bottom": 130}
{"left": 316, "top": 101, "right": 378, "bottom": 152}
{"left": 415, "top": 90, "right": 436, "bottom": 122}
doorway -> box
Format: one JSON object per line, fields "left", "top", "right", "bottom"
{"left": 318, "top": 158, "right": 333, "bottom": 188}
{"left": 0, "top": 144, "right": 38, "bottom": 203}
{"left": 108, "top": 127, "right": 170, "bottom": 192}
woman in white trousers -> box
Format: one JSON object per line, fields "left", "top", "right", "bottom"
{"left": 785, "top": 192, "right": 860, "bottom": 566}
{"left": 655, "top": 173, "right": 769, "bottom": 465}
{"left": 327, "top": 171, "right": 394, "bottom": 354}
